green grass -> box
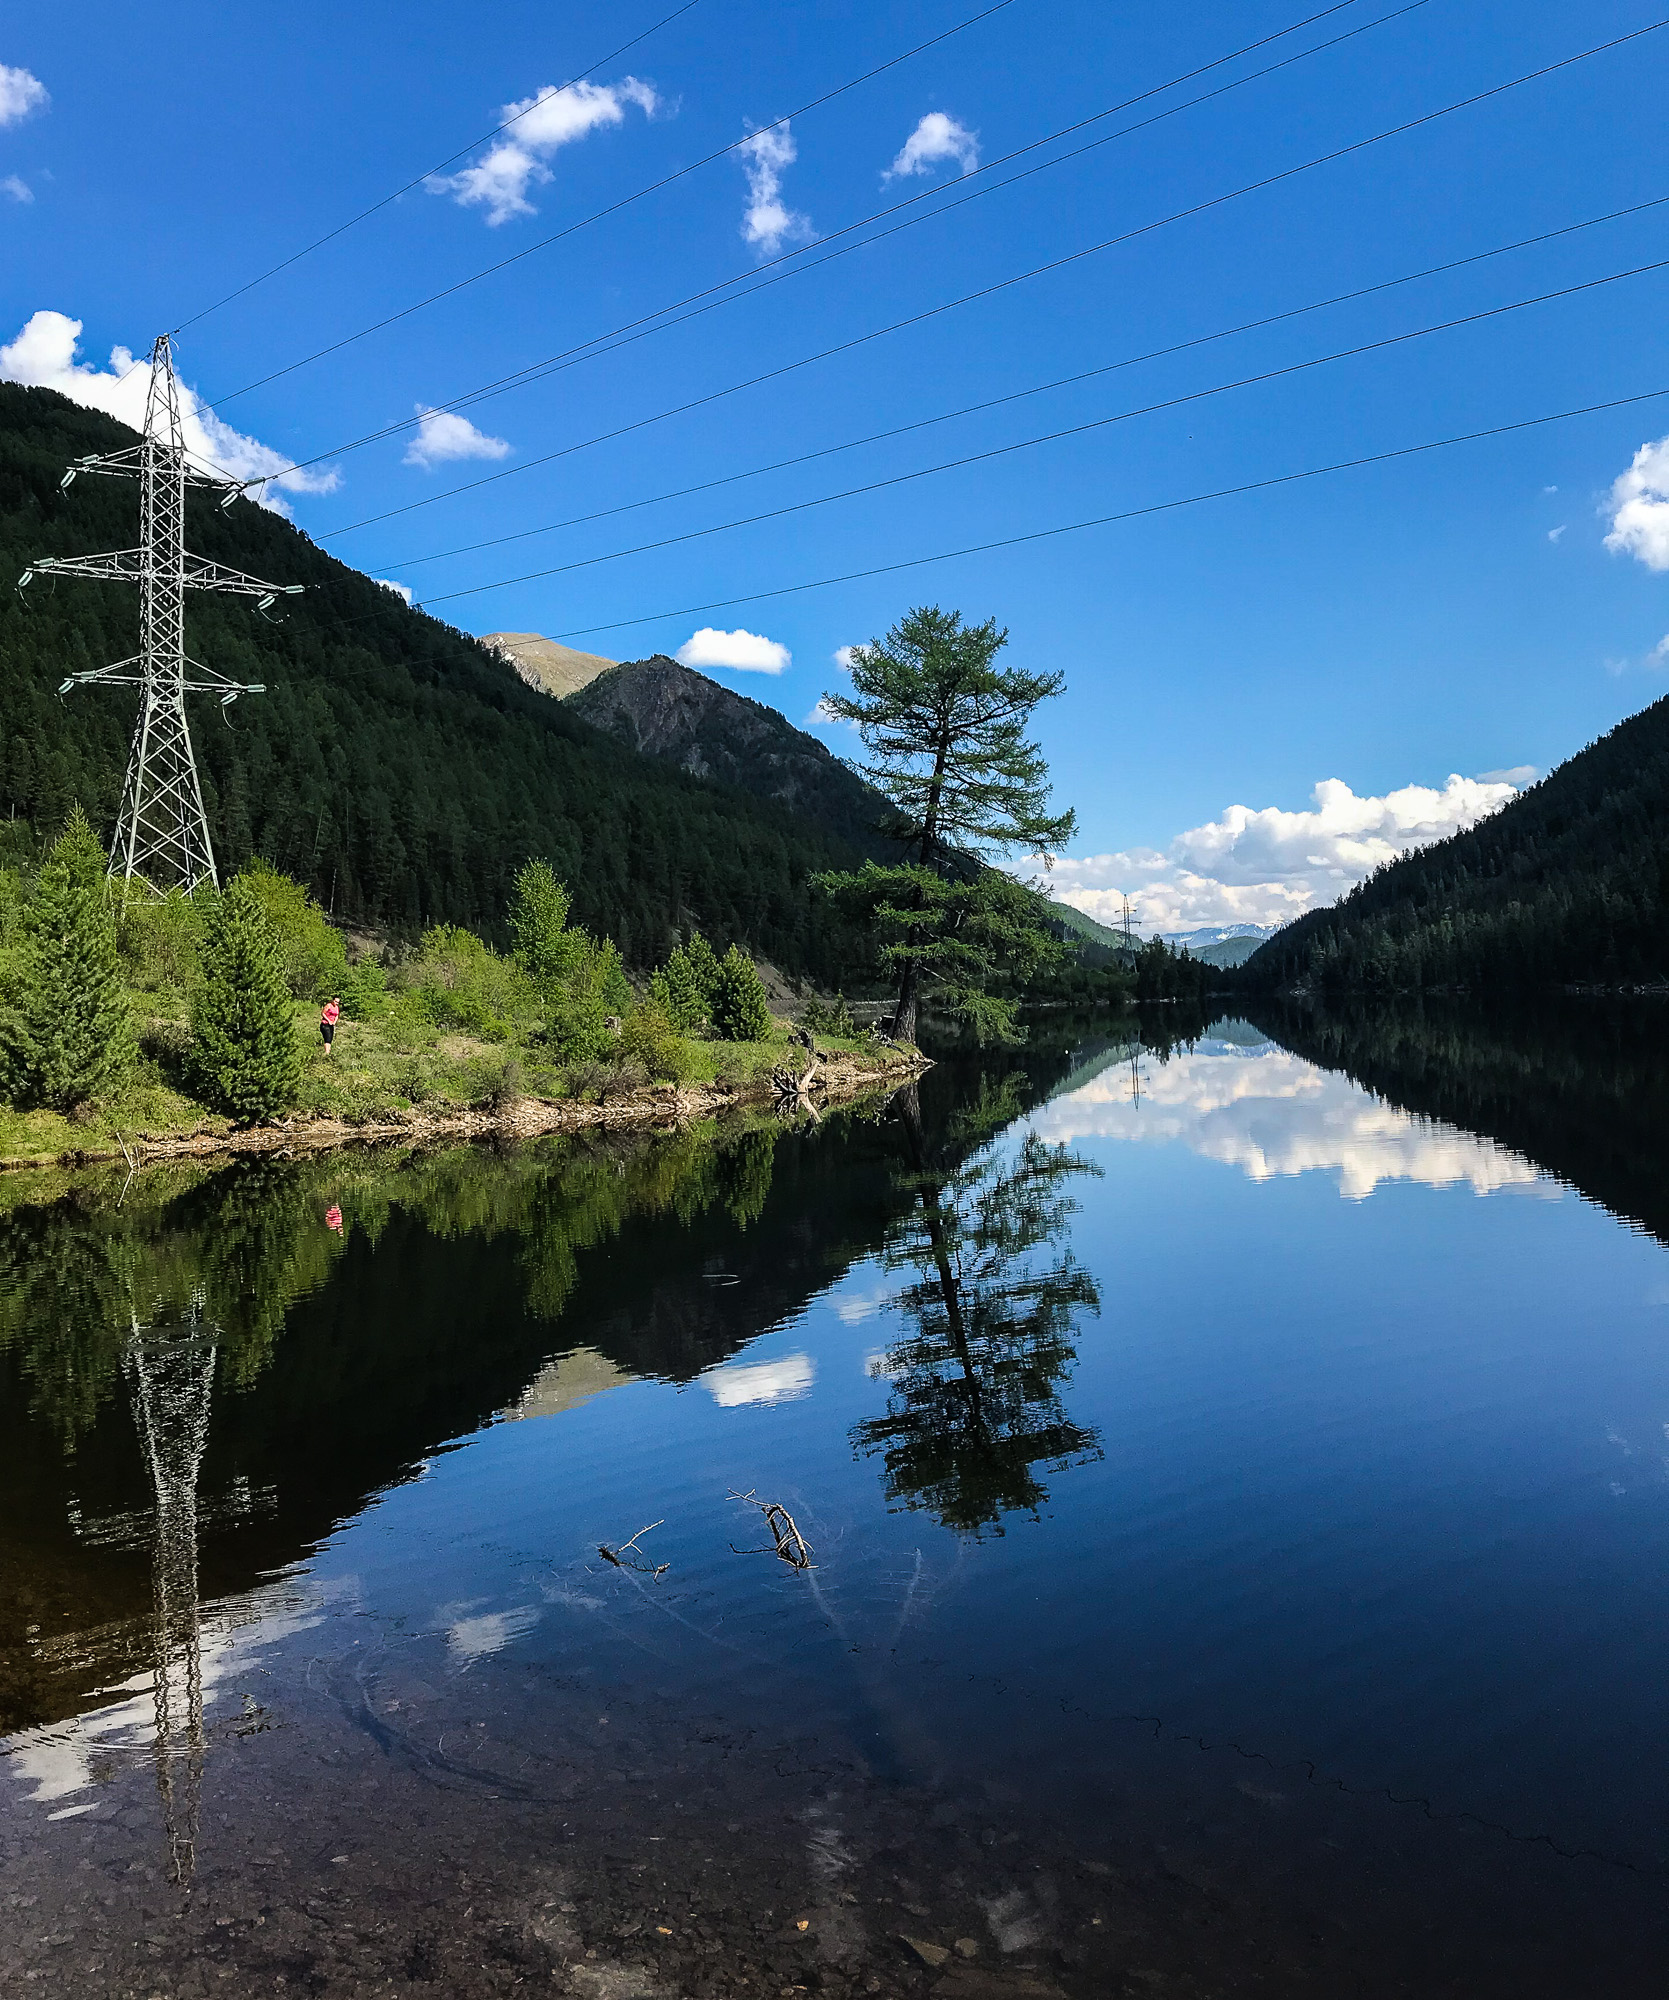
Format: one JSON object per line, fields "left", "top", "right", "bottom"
{"left": 0, "top": 996, "right": 904, "bottom": 1169}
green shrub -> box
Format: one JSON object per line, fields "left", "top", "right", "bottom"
{"left": 191, "top": 879, "right": 304, "bottom": 1119}
{"left": 403, "top": 924, "right": 532, "bottom": 1038}
{"left": 618, "top": 998, "right": 691, "bottom": 1082}
{"left": 236, "top": 860, "right": 348, "bottom": 1000}
{"left": 117, "top": 886, "right": 206, "bottom": 994}
{"left": 0, "top": 806, "right": 134, "bottom": 1110}
{"left": 338, "top": 959, "right": 388, "bottom": 1019}
{"left": 711, "top": 945, "right": 772, "bottom": 1042}
{"left": 801, "top": 991, "right": 858, "bottom": 1037}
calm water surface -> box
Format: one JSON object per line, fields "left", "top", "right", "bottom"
{"left": 3, "top": 1006, "right": 1667, "bottom": 1996}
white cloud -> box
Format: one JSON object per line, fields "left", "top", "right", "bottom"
{"left": 1, "top": 173, "right": 30, "bottom": 203}
{"left": 676, "top": 625, "right": 790, "bottom": 673}
{"left": 703, "top": 1352, "right": 815, "bottom": 1406}
{"left": 403, "top": 405, "right": 511, "bottom": 469}
{"left": 1547, "top": 524, "right": 1565, "bottom": 543}
{"left": 739, "top": 122, "right": 811, "bottom": 255}
{"left": 1476, "top": 764, "right": 1538, "bottom": 787}
{"left": 1604, "top": 434, "right": 1669, "bottom": 571}
{"left": 1045, "top": 772, "right": 1525, "bottom": 933}
{"left": 885, "top": 111, "right": 979, "bottom": 180}
{"left": 374, "top": 578, "right": 413, "bottom": 604}
{"left": 1028, "top": 1039, "right": 1548, "bottom": 1203}
{"left": 431, "top": 77, "right": 658, "bottom": 225}
{"left": 0, "top": 310, "right": 338, "bottom": 512}
{"left": 832, "top": 644, "right": 857, "bottom": 670}
{"left": 0, "top": 63, "right": 47, "bottom": 128}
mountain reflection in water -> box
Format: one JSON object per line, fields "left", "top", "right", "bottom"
{"left": 3, "top": 1006, "right": 1669, "bottom": 1996}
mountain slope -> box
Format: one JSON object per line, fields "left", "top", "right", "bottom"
{"left": 568, "top": 654, "right": 900, "bottom": 859}
{"left": 565, "top": 652, "right": 1130, "bottom": 967}
{"left": 0, "top": 383, "right": 868, "bottom": 974}
{"left": 1242, "top": 702, "right": 1669, "bottom": 990}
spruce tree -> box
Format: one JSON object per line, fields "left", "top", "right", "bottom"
{"left": 653, "top": 935, "right": 715, "bottom": 1032}
{"left": 192, "top": 879, "right": 304, "bottom": 1119}
{"left": 0, "top": 805, "right": 133, "bottom": 1110}
{"left": 711, "top": 945, "right": 771, "bottom": 1042}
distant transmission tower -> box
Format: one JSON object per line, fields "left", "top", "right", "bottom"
{"left": 126, "top": 1294, "right": 219, "bottom": 1888}
{"left": 18, "top": 334, "right": 303, "bottom": 891}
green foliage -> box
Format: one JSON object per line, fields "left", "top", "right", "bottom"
{"left": 402, "top": 924, "right": 534, "bottom": 1039}
{"left": 817, "top": 862, "right": 1062, "bottom": 1044}
{"left": 711, "top": 944, "right": 772, "bottom": 1041}
{"left": 116, "top": 886, "right": 207, "bottom": 994}
{"left": 337, "top": 958, "right": 387, "bottom": 1019}
{"left": 617, "top": 997, "right": 691, "bottom": 1082}
{"left": 510, "top": 859, "right": 584, "bottom": 985}
{"left": 650, "top": 929, "right": 720, "bottom": 1032}
{"left": 236, "top": 858, "right": 348, "bottom": 1000}
{"left": 191, "top": 878, "right": 305, "bottom": 1119}
{"left": 0, "top": 805, "right": 134, "bottom": 1109}
{"left": 800, "top": 991, "right": 858, "bottom": 1037}
{"left": 816, "top": 605, "right": 1076, "bottom": 1037}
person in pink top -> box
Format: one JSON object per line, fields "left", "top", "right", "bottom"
{"left": 320, "top": 997, "right": 341, "bottom": 1054}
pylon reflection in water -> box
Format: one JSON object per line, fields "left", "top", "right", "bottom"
{"left": 124, "top": 1293, "right": 218, "bottom": 1887}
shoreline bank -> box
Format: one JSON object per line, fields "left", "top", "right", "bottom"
{"left": 0, "top": 1045, "right": 930, "bottom": 1176}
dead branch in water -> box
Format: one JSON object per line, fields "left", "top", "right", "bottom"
{"left": 727, "top": 1488, "right": 815, "bottom": 1568}
{"left": 598, "top": 1519, "right": 670, "bottom": 1580}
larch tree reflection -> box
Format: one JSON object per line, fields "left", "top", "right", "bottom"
{"left": 854, "top": 1085, "right": 1103, "bottom": 1535}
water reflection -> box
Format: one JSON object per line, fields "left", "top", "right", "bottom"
{"left": 854, "top": 1083, "right": 1103, "bottom": 1535}
{"left": 126, "top": 1299, "right": 217, "bottom": 1886}
{"left": 1032, "top": 1020, "right": 1546, "bottom": 1201}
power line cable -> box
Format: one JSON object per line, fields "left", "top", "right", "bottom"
{"left": 318, "top": 22, "right": 1668, "bottom": 538}
{"left": 232, "top": 0, "right": 1421, "bottom": 478}
{"left": 364, "top": 194, "right": 1669, "bottom": 572}
{"left": 377, "top": 256, "right": 1669, "bottom": 603}
{"left": 203, "top": 0, "right": 1028, "bottom": 406}
{"left": 302, "top": 0, "right": 1417, "bottom": 436}
{"left": 518, "top": 384, "right": 1669, "bottom": 644}
{"left": 174, "top": 1, "right": 709, "bottom": 335}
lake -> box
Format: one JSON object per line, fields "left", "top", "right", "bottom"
{"left": 3, "top": 1003, "right": 1666, "bottom": 1997}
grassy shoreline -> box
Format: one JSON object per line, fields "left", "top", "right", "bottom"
{"left": 0, "top": 1002, "right": 926, "bottom": 1172}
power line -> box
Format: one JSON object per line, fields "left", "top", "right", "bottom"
{"left": 237, "top": 0, "right": 1422, "bottom": 483}
{"left": 382, "top": 256, "right": 1669, "bottom": 603}
{"left": 516, "top": 385, "right": 1669, "bottom": 644}
{"left": 318, "top": 21, "right": 1668, "bottom": 538}
{"left": 365, "top": 195, "right": 1669, "bottom": 573}
{"left": 203, "top": 0, "right": 1028, "bottom": 407}
{"left": 174, "top": 1, "right": 708, "bottom": 335}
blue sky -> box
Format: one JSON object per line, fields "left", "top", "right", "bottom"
{"left": 3, "top": 0, "right": 1667, "bottom": 930}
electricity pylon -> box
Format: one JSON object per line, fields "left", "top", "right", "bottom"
{"left": 18, "top": 333, "right": 303, "bottom": 892}
{"left": 126, "top": 1293, "right": 219, "bottom": 1888}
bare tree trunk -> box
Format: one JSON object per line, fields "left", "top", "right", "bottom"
{"left": 890, "top": 953, "right": 920, "bottom": 1043}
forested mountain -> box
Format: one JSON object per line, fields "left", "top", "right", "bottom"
{"left": 1242, "top": 700, "right": 1669, "bottom": 991}
{"left": 0, "top": 383, "right": 874, "bottom": 974}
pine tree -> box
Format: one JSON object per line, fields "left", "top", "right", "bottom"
{"left": 0, "top": 804, "right": 133, "bottom": 1110}
{"left": 815, "top": 605, "right": 1076, "bottom": 1042}
{"left": 652, "top": 932, "right": 718, "bottom": 1032}
{"left": 192, "top": 878, "right": 304, "bottom": 1119}
{"left": 711, "top": 945, "right": 771, "bottom": 1042}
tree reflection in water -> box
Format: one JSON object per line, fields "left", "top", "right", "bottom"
{"left": 855, "top": 1081, "right": 1103, "bottom": 1535}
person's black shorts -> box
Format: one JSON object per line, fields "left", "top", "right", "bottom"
{"left": 321, "top": 1021, "right": 335, "bottom": 1046}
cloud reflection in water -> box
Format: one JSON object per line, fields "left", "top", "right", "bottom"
{"left": 1028, "top": 1035, "right": 1550, "bottom": 1202}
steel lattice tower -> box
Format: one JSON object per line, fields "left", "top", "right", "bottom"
{"left": 19, "top": 334, "right": 302, "bottom": 892}
{"left": 125, "top": 1295, "right": 219, "bottom": 1888}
